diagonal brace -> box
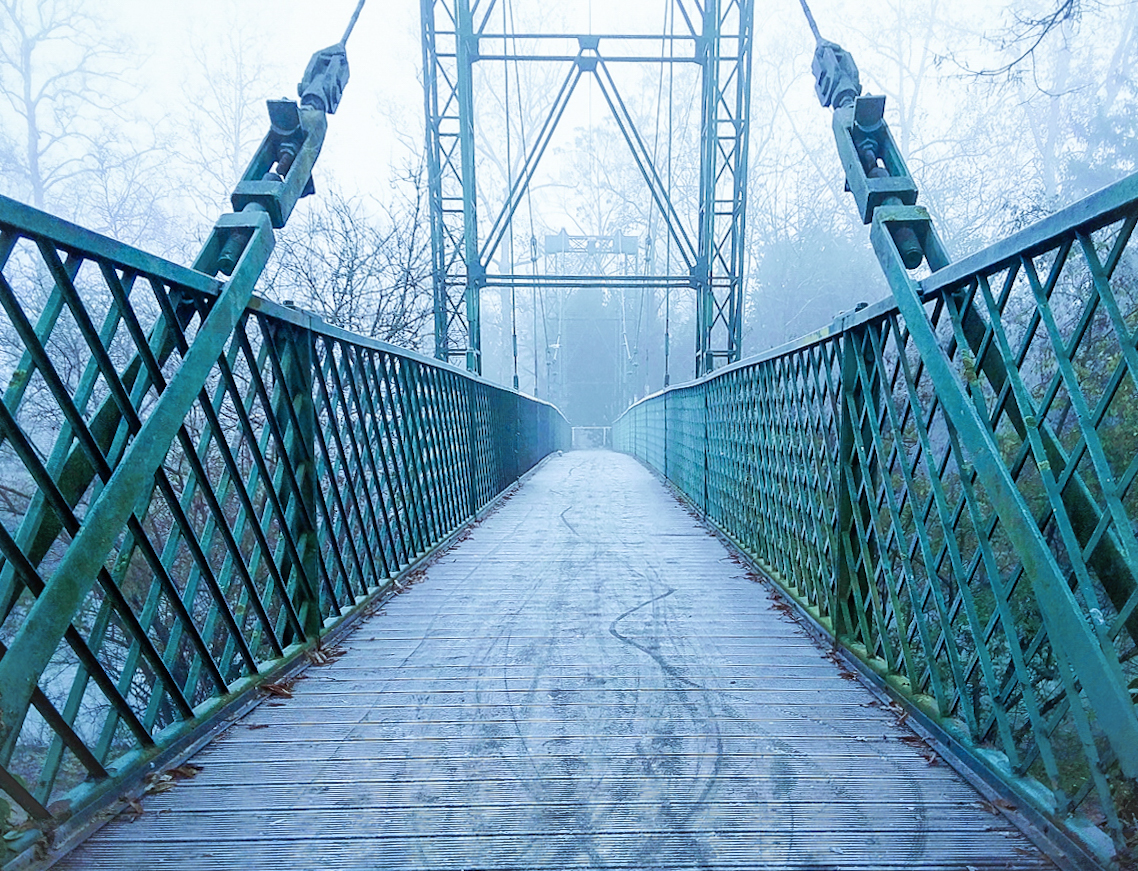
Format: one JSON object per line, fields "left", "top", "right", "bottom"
{"left": 593, "top": 57, "right": 698, "bottom": 269}
{"left": 0, "top": 217, "right": 274, "bottom": 751}
{"left": 480, "top": 62, "right": 583, "bottom": 267}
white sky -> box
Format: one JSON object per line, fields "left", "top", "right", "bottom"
{"left": 99, "top": 0, "right": 911, "bottom": 210}
{"left": 109, "top": 0, "right": 424, "bottom": 197}
{"left": 91, "top": 0, "right": 1021, "bottom": 260}
{"left": 12, "top": 0, "right": 1069, "bottom": 383}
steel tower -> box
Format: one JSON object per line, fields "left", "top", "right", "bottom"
{"left": 421, "top": 0, "right": 753, "bottom": 377}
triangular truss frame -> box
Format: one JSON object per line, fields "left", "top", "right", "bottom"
{"left": 421, "top": 0, "right": 753, "bottom": 377}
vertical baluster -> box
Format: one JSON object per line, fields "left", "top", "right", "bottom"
{"left": 268, "top": 321, "right": 322, "bottom": 640}
{"left": 835, "top": 321, "right": 879, "bottom": 644}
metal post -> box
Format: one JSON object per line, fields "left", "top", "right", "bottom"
{"left": 422, "top": 1, "right": 752, "bottom": 383}
{"left": 694, "top": 0, "right": 719, "bottom": 378}
{"left": 268, "top": 321, "right": 322, "bottom": 640}
{"left": 422, "top": 0, "right": 481, "bottom": 371}
{"left": 803, "top": 3, "right": 1138, "bottom": 776}
{"left": 833, "top": 318, "right": 876, "bottom": 641}
{"left": 421, "top": 0, "right": 449, "bottom": 364}
{"left": 694, "top": 0, "right": 752, "bottom": 378}
{"left": 456, "top": 0, "right": 482, "bottom": 374}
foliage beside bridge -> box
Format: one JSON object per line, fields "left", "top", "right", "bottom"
{"left": 0, "top": 195, "right": 570, "bottom": 865}
{"left": 616, "top": 176, "right": 1138, "bottom": 866}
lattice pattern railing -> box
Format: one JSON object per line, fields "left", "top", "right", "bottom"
{"left": 615, "top": 176, "right": 1138, "bottom": 864}
{"left": 0, "top": 195, "right": 569, "bottom": 859}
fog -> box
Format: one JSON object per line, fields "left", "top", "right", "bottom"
{"left": 2, "top": 0, "right": 1133, "bottom": 424}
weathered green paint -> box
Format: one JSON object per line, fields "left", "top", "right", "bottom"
{"left": 267, "top": 320, "right": 323, "bottom": 639}
{"left": 883, "top": 246, "right": 1138, "bottom": 779}
{"left": 0, "top": 214, "right": 274, "bottom": 752}
{"left": 0, "top": 195, "right": 570, "bottom": 860}
{"left": 615, "top": 168, "right": 1138, "bottom": 866}
{"left": 952, "top": 259, "right": 1138, "bottom": 648}
{"left": 420, "top": 0, "right": 754, "bottom": 380}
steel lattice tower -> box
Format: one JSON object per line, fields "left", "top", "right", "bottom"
{"left": 421, "top": 0, "right": 753, "bottom": 377}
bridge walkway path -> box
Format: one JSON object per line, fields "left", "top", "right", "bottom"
{"left": 59, "top": 450, "right": 1053, "bottom": 870}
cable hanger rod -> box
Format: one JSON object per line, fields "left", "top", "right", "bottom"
{"left": 341, "top": 0, "right": 367, "bottom": 46}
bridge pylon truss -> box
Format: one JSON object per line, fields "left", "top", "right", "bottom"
{"left": 420, "top": 0, "right": 754, "bottom": 377}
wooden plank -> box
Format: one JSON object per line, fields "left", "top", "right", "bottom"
{"left": 57, "top": 451, "right": 1053, "bottom": 871}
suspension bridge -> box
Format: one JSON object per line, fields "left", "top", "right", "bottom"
{"left": 1, "top": 1, "right": 1137, "bottom": 869}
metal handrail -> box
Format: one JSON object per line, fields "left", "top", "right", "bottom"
{"left": 0, "top": 196, "right": 569, "bottom": 863}
{"left": 615, "top": 174, "right": 1138, "bottom": 867}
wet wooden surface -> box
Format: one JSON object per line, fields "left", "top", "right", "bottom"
{"left": 58, "top": 450, "right": 1053, "bottom": 870}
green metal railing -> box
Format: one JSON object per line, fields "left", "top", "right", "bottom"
{"left": 0, "top": 194, "right": 569, "bottom": 861}
{"left": 615, "top": 176, "right": 1138, "bottom": 865}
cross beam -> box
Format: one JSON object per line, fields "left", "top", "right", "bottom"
{"left": 420, "top": 0, "right": 754, "bottom": 377}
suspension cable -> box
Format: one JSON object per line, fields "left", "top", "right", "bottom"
{"left": 340, "top": 0, "right": 367, "bottom": 45}
{"left": 664, "top": 0, "right": 675, "bottom": 388}
{"left": 798, "top": 0, "right": 823, "bottom": 42}
{"left": 645, "top": 2, "right": 668, "bottom": 264}
{"left": 504, "top": 0, "right": 520, "bottom": 390}
{"left": 506, "top": 0, "right": 540, "bottom": 395}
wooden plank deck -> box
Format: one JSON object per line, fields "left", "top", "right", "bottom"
{"left": 57, "top": 450, "right": 1054, "bottom": 870}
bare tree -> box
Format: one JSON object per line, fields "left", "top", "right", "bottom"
{"left": 263, "top": 171, "right": 434, "bottom": 351}
{"left": 955, "top": 0, "right": 1138, "bottom": 210}
{"left": 0, "top": 0, "right": 131, "bottom": 209}
{"left": 969, "top": 0, "right": 1107, "bottom": 76}
{"left": 69, "top": 127, "right": 176, "bottom": 250}
{"left": 174, "top": 19, "right": 279, "bottom": 226}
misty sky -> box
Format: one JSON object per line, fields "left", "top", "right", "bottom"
{"left": 97, "top": 0, "right": 1013, "bottom": 226}
{"left": 9, "top": 0, "right": 1109, "bottom": 391}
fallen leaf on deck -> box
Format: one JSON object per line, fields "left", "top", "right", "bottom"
{"left": 115, "top": 799, "right": 144, "bottom": 822}
{"left": 307, "top": 646, "right": 346, "bottom": 666}
{"left": 979, "top": 797, "right": 1018, "bottom": 815}
{"left": 45, "top": 799, "right": 70, "bottom": 817}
